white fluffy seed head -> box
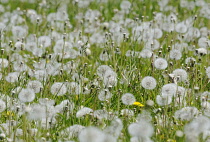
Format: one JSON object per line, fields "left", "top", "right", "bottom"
{"left": 154, "top": 58, "right": 168, "bottom": 70}
{"left": 141, "top": 76, "right": 157, "bottom": 90}
{"left": 120, "top": 0, "right": 131, "bottom": 10}
{"left": 170, "top": 49, "right": 182, "bottom": 60}
{"left": 172, "top": 69, "right": 188, "bottom": 82}
{"left": 140, "top": 49, "right": 153, "bottom": 58}
{"left": 0, "top": 58, "right": 9, "bottom": 68}
{"left": 175, "top": 22, "right": 188, "bottom": 33}
{"left": 184, "top": 115, "right": 210, "bottom": 139}
{"left": 61, "top": 124, "right": 85, "bottom": 139}
{"left": 104, "top": 118, "right": 123, "bottom": 138}
{"left": 66, "top": 82, "right": 81, "bottom": 95}
{"left": 156, "top": 95, "right": 172, "bottom": 106}
{"left": 103, "top": 70, "right": 117, "bottom": 87}
{"left": 161, "top": 83, "right": 177, "bottom": 97}
{"left": 121, "top": 93, "right": 136, "bottom": 105}
{"left": 176, "top": 130, "right": 184, "bottom": 137}
{"left": 93, "top": 110, "right": 108, "bottom": 120}
{"left": 206, "top": 66, "right": 210, "bottom": 78}
{"left": 78, "top": 127, "right": 106, "bottom": 142}
{"left": 128, "top": 119, "right": 154, "bottom": 138}
{"left": 174, "top": 107, "right": 199, "bottom": 121}
{"left": 98, "top": 89, "right": 113, "bottom": 101}
{"left": 5, "top": 72, "right": 20, "bottom": 83}
{"left": 38, "top": 36, "right": 51, "bottom": 48}
{"left": 27, "top": 80, "right": 43, "bottom": 93}
{"left": 97, "top": 65, "right": 112, "bottom": 78}
{"left": 50, "top": 82, "right": 67, "bottom": 96}
{"left": 76, "top": 107, "right": 93, "bottom": 118}
{"left": 18, "top": 88, "right": 35, "bottom": 103}
{"left": 27, "top": 104, "right": 46, "bottom": 120}
{"left": 0, "top": 99, "right": 6, "bottom": 112}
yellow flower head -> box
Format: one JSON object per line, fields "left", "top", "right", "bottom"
{"left": 3, "top": 111, "right": 14, "bottom": 117}
{"left": 167, "top": 139, "right": 176, "bottom": 142}
{"left": 133, "top": 102, "right": 144, "bottom": 107}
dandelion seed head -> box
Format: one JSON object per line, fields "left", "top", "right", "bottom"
{"left": 18, "top": 88, "right": 35, "bottom": 103}
{"left": 162, "top": 22, "right": 175, "bottom": 32}
{"left": 206, "top": 67, "right": 210, "bottom": 78}
{"left": 5, "top": 72, "right": 20, "bottom": 83}
{"left": 93, "top": 109, "right": 108, "bottom": 120}
{"left": 195, "top": 48, "right": 207, "bottom": 56}
{"left": 66, "top": 82, "right": 81, "bottom": 95}
{"left": 200, "top": 27, "right": 208, "bottom": 37}
{"left": 12, "top": 26, "right": 28, "bottom": 38}
{"left": 76, "top": 107, "right": 93, "bottom": 118}
{"left": 13, "top": 61, "right": 28, "bottom": 72}
{"left": 0, "top": 99, "right": 6, "bottom": 112}
{"left": 172, "top": 69, "right": 188, "bottom": 82}
{"left": 55, "top": 100, "right": 74, "bottom": 113}
{"left": 121, "top": 93, "right": 136, "bottom": 105}
{"left": 38, "top": 98, "right": 55, "bottom": 106}
{"left": 200, "top": 91, "right": 210, "bottom": 101}
{"left": 61, "top": 124, "right": 85, "bottom": 139}
{"left": 175, "top": 22, "right": 188, "bottom": 33}
{"left": 97, "top": 65, "right": 112, "bottom": 78}
{"left": 90, "top": 33, "right": 106, "bottom": 44}
{"left": 126, "top": 50, "right": 140, "bottom": 58}
{"left": 99, "top": 50, "right": 110, "bottom": 61}
{"left": 142, "top": 30, "right": 154, "bottom": 41}
{"left": 98, "top": 89, "right": 113, "bottom": 101}
{"left": 137, "top": 110, "right": 152, "bottom": 122}
{"left": 141, "top": 76, "right": 157, "bottom": 90}
{"left": 103, "top": 70, "right": 117, "bottom": 87}
{"left": 161, "top": 83, "right": 177, "bottom": 97}
{"left": 140, "top": 49, "right": 153, "bottom": 58}
{"left": 154, "top": 58, "right": 168, "bottom": 70}
{"left": 121, "top": 109, "right": 134, "bottom": 117}
{"left": 170, "top": 49, "right": 182, "bottom": 60}
{"left": 203, "top": 108, "right": 210, "bottom": 117}
{"left": 174, "top": 107, "right": 199, "bottom": 121}
{"left": 120, "top": 0, "right": 131, "bottom": 11}
{"left": 50, "top": 82, "right": 67, "bottom": 96}
{"left": 128, "top": 119, "right": 154, "bottom": 138}
{"left": 38, "top": 36, "right": 51, "bottom": 48}
{"left": 201, "top": 101, "right": 210, "bottom": 109}
{"left": 0, "top": 58, "right": 9, "bottom": 68}
{"left": 184, "top": 115, "right": 210, "bottom": 141}
{"left": 198, "top": 37, "right": 210, "bottom": 48}
{"left": 185, "top": 57, "right": 196, "bottom": 66}
{"left": 156, "top": 95, "right": 172, "bottom": 106}
{"left": 27, "top": 80, "right": 43, "bottom": 93}
{"left": 33, "top": 70, "right": 48, "bottom": 81}
{"left": 46, "top": 62, "right": 61, "bottom": 76}
{"left": 146, "top": 100, "right": 155, "bottom": 107}
{"left": 104, "top": 118, "right": 123, "bottom": 138}
{"left": 152, "top": 28, "right": 163, "bottom": 39}
{"left": 176, "top": 130, "right": 184, "bottom": 137}
{"left": 27, "top": 104, "right": 46, "bottom": 120}
{"left": 79, "top": 127, "right": 106, "bottom": 142}
{"left": 14, "top": 41, "right": 25, "bottom": 51}
{"left": 145, "top": 39, "right": 160, "bottom": 51}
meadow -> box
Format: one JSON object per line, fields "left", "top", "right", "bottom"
{"left": 0, "top": 0, "right": 209, "bottom": 141}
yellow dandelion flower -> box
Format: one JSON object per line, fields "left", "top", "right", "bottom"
{"left": 75, "top": 95, "right": 79, "bottom": 100}
{"left": 167, "top": 139, "right": 176, "bottom": 142}
{"left": 4, "top": 111, "right": 14, "bottom": 117}
{"left": 133, "top": 102, "right": 144, "bottom": 107}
